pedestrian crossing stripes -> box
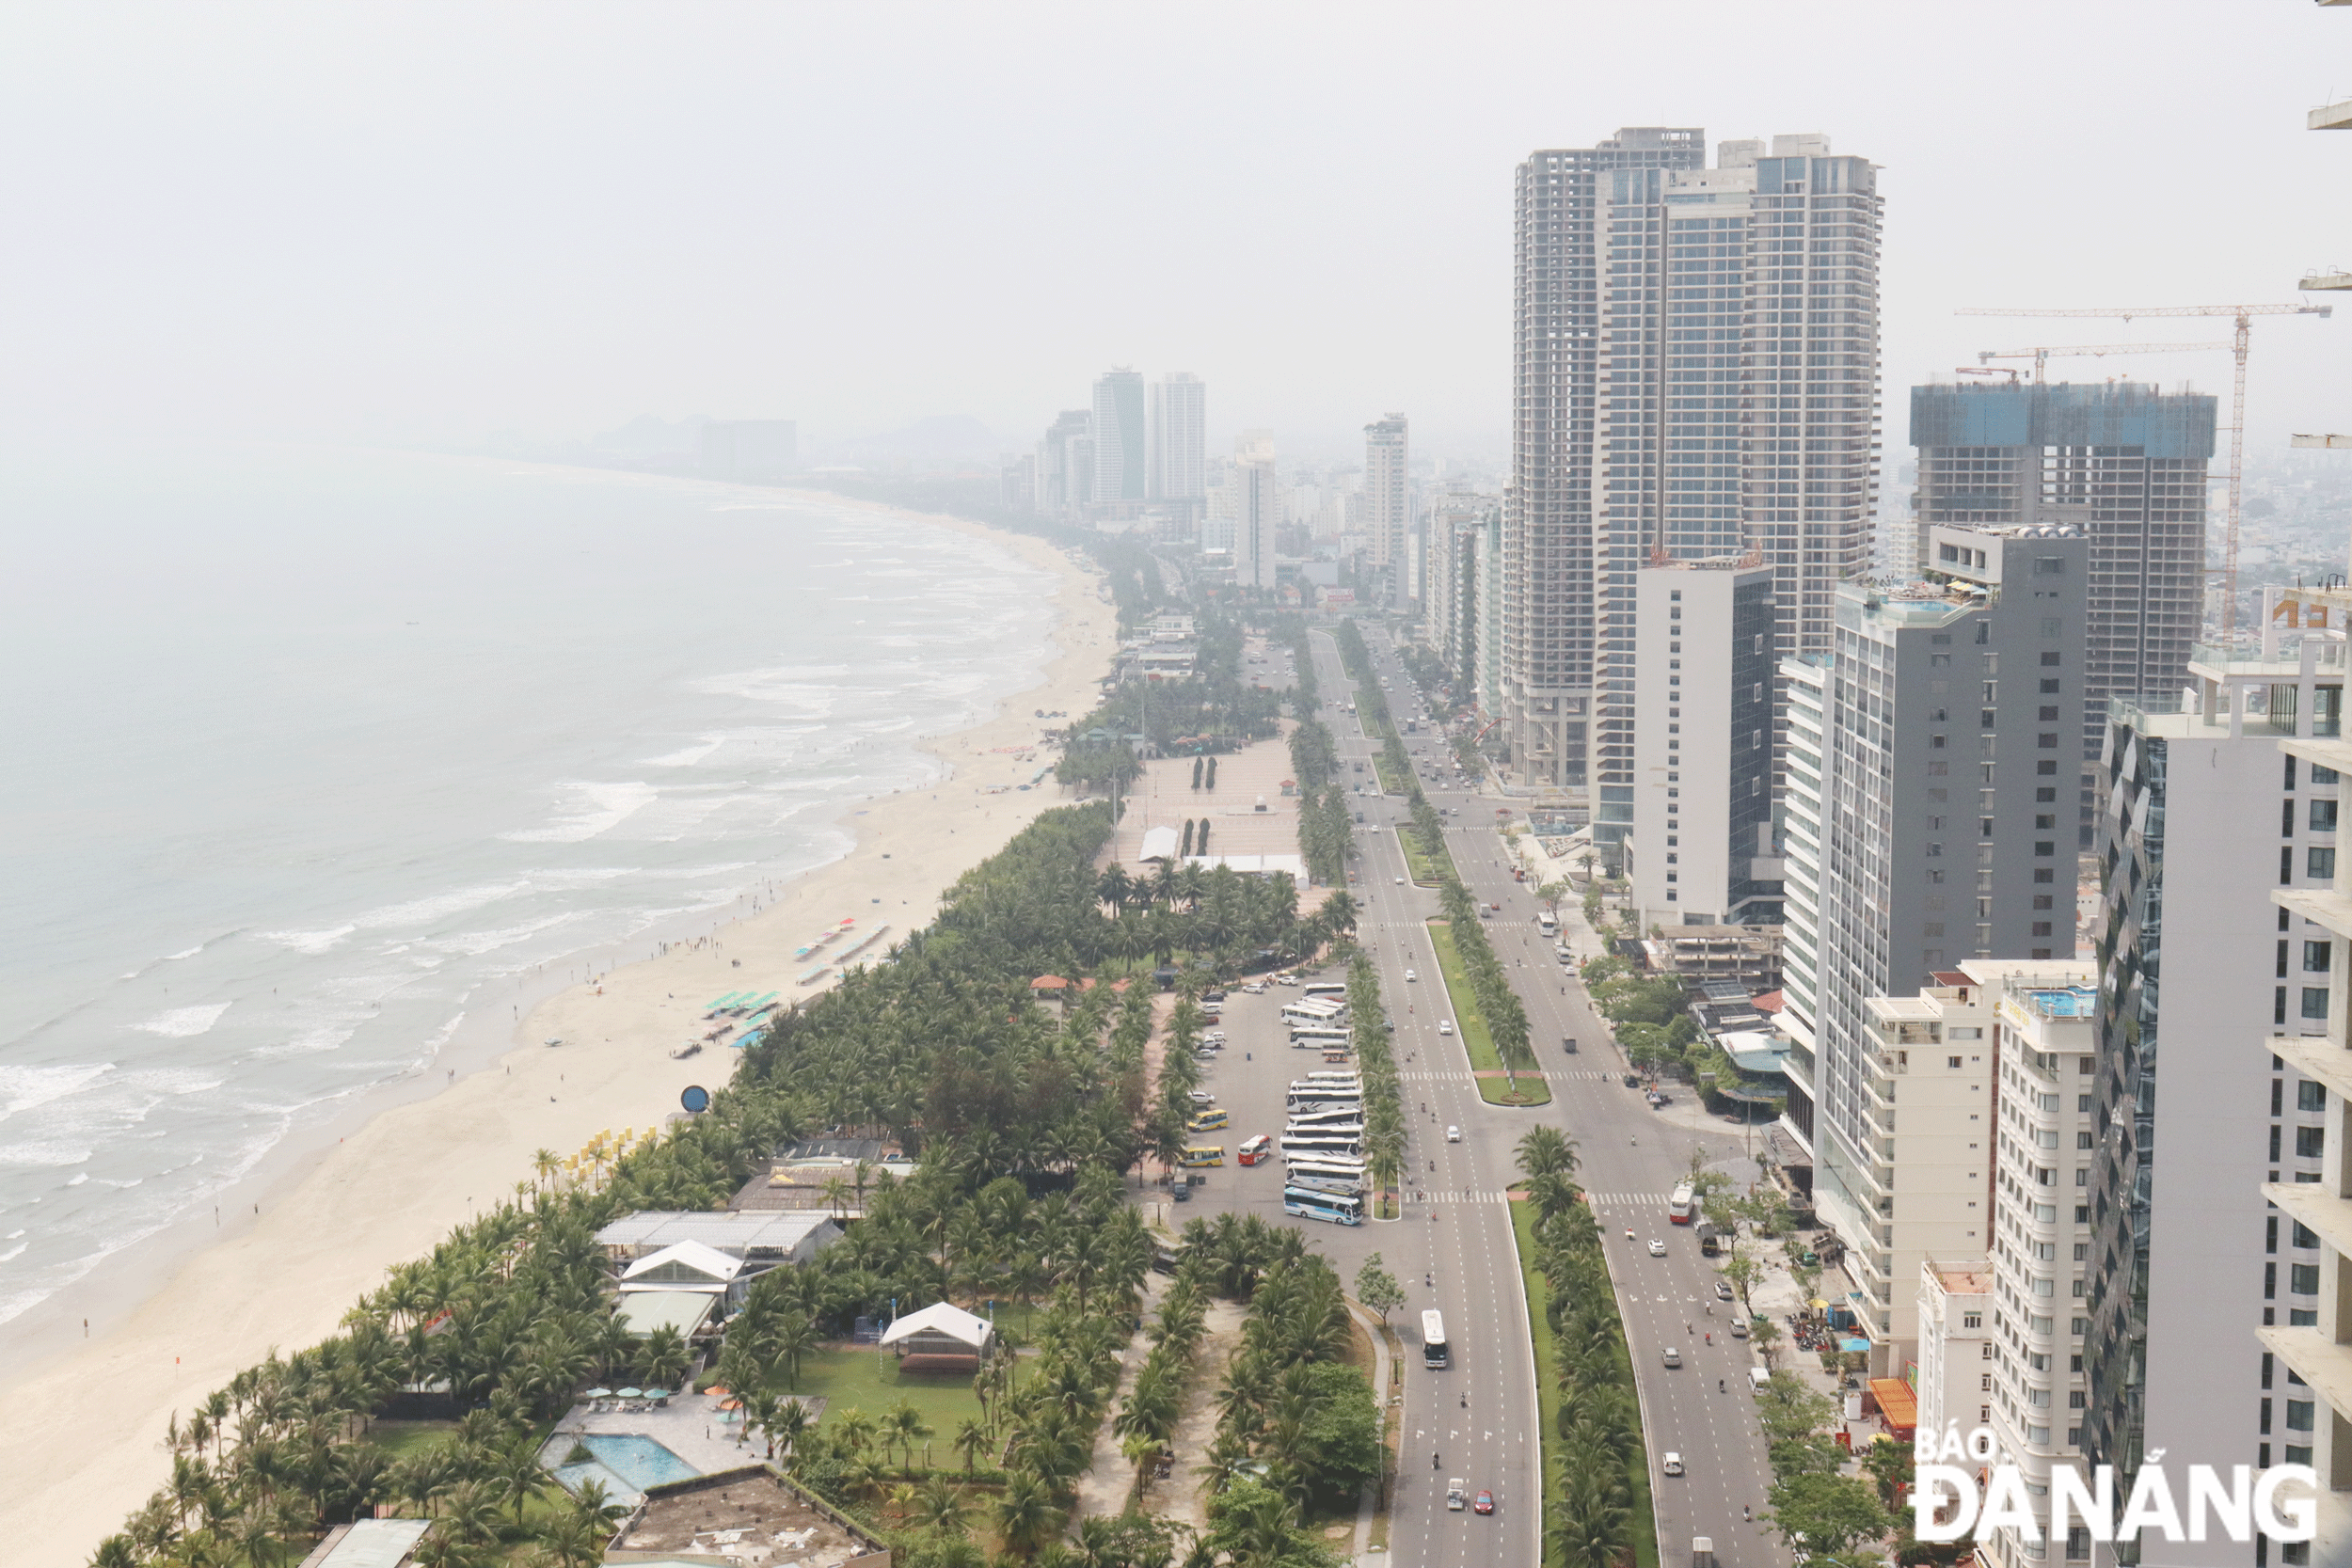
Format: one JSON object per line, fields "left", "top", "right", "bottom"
{"left": 1397, "top": 1069, "right": 1614, "bottom": 1082}
{"left": 1400, "top": 1191, "right": 1516, "bottom": 1204}
{"left": 1581, "top": 1191, "right": 1679, "bottom": 1207}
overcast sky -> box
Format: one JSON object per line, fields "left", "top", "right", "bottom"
{"left": 4, "top": 2, "right": 2348, "bottom": 464}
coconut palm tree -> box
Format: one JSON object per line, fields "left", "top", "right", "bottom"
{"left": 952, "top": 1417, "right": 991, "bottom": 1476}
{"left": 991, "top": 1471, "right": 1067, "bottom": 1562}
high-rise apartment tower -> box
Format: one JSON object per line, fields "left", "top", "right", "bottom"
{"left": 1365, "top": 414, "right": 1411, "bottom": 609}
{"left": 1910, "top": 381, "right": 2217, "bottom": 840}
{"left": 1149, "top": 372, "right": 1206, "bottom": 503}
{"left": 1779, "top": 524, "right": 2085, "bottom": 1334}
{"left": 1090, "top": 369, "right": 1147, "bottom": 505}
{"left": 1504, "top": 130, "right": 1882, "bottom": 804}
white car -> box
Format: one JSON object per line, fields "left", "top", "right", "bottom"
{"left": 1438, "top": 1020, "right": 1454, "bottom": 1036}
{"left": 1242, "top": 982, "right": 1266, "bottom": 993}
{"left": 1661, "top": 1452, "right": 1685, "bottom": 1477}
{"left": 1394, "top": 875, "right": 1405, "bottom": 884}
{"left": 1405, "top": 968, "right": 1417, "bottom": 982}
{"left": 1647, "top": 1239, "right": 1667, "bottom": 1258}
{"left": 1446, "top": 1125, "right": 1461, "bottom": 1143}
{"left": 1661, "top": 1347, "right": 1682, "bottom": 1369}
{"left": 1187, "top": 1089, "right": 1214, "bottom": 1103}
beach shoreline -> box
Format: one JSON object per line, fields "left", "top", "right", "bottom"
{"left": 0, "top": 495, "right": 1115, "bottom": 1568}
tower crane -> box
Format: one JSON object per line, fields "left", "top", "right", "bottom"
{"left": 1956, "top": 304, "right": 2333, "bottom": 641}
{"left": 1975, "top": 341, "right": 2233, "bottom": 385}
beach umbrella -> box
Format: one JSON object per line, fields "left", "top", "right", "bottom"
{"left": 584, "top": 1387, "right": 613, "bottom": 1399}
{"left": 614, "top": 1387, "right": 644, "bottom": 1400}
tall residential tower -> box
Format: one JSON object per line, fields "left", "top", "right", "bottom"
{"left": 1365, "top": 414, "right": 1411, "bottom": 609}
{"left": 1504, "top": 130, "right": 1882, "bottom": 808}
{"left": 1779, "top": 523, "right": 2086, "bottom": 1336}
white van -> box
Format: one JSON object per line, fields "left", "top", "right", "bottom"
{"left": 1747, "top": 1366, "right": 1772, "bottom": 1395}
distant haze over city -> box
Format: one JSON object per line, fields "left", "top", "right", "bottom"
{"left": 3, "top": 3, "right": 2348, "bottom": 461}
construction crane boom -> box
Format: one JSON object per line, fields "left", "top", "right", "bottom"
{"left": 1956, "top": 303, "right": 2333, "bottom": 641}
{"left": 1976, "top": 341, "right": 2234, "bottom": 383}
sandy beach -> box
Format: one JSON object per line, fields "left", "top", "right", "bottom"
{"left": 0, "top": 499, "right": 1117, "bottom": 1568}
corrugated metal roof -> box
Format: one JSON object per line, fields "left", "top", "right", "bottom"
{"left": 596, "top": 1211, "right": 838, "bottom": 1255}
{"left": 311, "top": 1519, "right": 431, "bottom": 1568}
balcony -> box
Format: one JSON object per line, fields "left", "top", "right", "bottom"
{"left": 2258, "top": 1324, "right": 2352, "bottom": 1438}
{"left": 2265, "top": 1181, "right": 2352, "bottom": 1260}
{"left": 2276, "top": 886, "right": 2352, "bottom": 945}
{"left": 2312, "top": 99, "right": 2352, "bottom": 132}
{"left": 2275, "top": 1036, "right": 2352, "bottom": 1107}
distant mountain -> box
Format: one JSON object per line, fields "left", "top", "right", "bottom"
{"left": 839, "top": 415, "right": 997, "bottom": 462}
{"left": 593, "top": 413, "right": 709, "bottom": 459}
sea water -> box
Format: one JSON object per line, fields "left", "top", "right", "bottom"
{"left": 0, "top": 441, "right": 1059, "bottom": 1335}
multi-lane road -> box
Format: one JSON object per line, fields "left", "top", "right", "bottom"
{"left": 1178, "top": 626, "right": 1787, "bottom": 1567}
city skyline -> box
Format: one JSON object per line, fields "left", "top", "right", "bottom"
{"left": 4, "top": 5, "right": 2348, "bottom": 457}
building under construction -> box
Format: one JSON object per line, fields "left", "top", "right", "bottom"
{"left": 1909, "top": 381, "right": 2217, "bottom": 841}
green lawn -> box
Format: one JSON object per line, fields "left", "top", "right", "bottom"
{"left": 368, "top": 1420, "right": 458, "bottom": 1458}
{"left": 1397, "top": 827, "right": 1456, "bottom": 886}
{"left": 770, "top": 1345, "right": 991, "bottom": 1465}
{"left": 1425, "top": 924, "right": 1551, "bottom": 1106}
{"left": 1510, "top": 1199, "right": 1658, "bottom": 1568}
{"left": 1373, "top": 755, "right": 1409, "bottom": 795}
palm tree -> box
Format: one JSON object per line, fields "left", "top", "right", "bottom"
{"left": 884, "top": 1399, "right": 932, "bottom": 1472}
{"left": 638, "top": 1324, "right": 691, "bottom": 1391}
{"left": 1120, "top": 1433, "right": 1167, "bottom": 1504}
{"left": 771, "top": 1400, "right": 814, "bottom": 1467}
{"left": 915, "top": 1472, "right": 967, "bottom": 1533}
{"left": 770, "top": 1311, "right": 818, "bottom": 1390}
{"left": 991, "top": 1471, "right": 1067, "bottom": 1561}
{"left": 952, "top": 1417, "right": 992, "bottom": 1476}
{"left": 1514, "top": 1125, "right": 1579, "bottom": 1182}
{"left": 532, "top": 1148, "right": 562, "bottom": 1190}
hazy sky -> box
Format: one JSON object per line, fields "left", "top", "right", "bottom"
{"left": 5, "top": 3, "right": 2349, "bottom": 463}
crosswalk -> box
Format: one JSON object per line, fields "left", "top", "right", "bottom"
{"left": 1401, "top": 1190, "right": 1517, "bottom": 1204}
{"left": 1396, "top": 1069, "right": 1615, "bottom": 1082}
{"left": 1581, "top": 1191, "right": 1681, "bottom": 1207}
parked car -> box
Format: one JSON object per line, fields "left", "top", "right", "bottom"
{"left": 1730, "top": 1318, "right": 1750, "bottom": 1339}
{"left": 1715, "top": 1279, "right": 1736, "bottom": 1301}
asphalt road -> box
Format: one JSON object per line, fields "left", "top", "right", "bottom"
{"left": 1170, "top": 626, "right": 1787, "bottom": 1567}
{"left": 1340, "top": 629, "right": 1789, "bottom": 1568}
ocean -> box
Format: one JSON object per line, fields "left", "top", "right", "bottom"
{"left": 0, "top": 441, "right": 1058, "bottom": 1335}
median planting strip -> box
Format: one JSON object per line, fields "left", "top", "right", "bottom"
{"left": 1511, "top": 1151, "right": 1660, "bottom": 1568}
{"left": 1426, "top": 922, "right": 1551, "bottom": 1106}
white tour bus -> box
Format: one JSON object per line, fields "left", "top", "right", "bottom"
{"left": 1283, "top": 1186, "right": 1364, "bottom": 1226}
{"left": 1279, "top": 1000, "right": 1345, "bottom": 1028}
{"left": 1422, "top": 1310, "right": 1450, "bottom": 1369}
{"left": 1300, "top": 982, "right": 1348, "bottom": 1000}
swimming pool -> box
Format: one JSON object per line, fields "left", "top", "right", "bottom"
{"left": 551, "top": 1433, "right": 700, "bottom": 1500}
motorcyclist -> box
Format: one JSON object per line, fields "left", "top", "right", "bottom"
{"left": 1719, "top": 1379, "right": 1725, "bottom": 1393}
{"left": 1433, "top": 1452, "right": 1441, "bottom": 1470}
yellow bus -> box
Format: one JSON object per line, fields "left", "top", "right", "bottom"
{"left": 1179, "top": 1145, "right": 1225, "bottom": 1167}
{"left": 1186, "top": 1108, "right": 1230, "bottom": 1132}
